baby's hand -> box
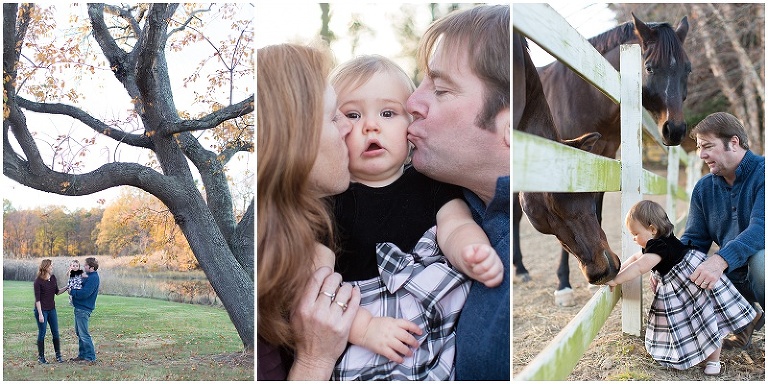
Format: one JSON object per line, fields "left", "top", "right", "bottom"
{"left": 362, "top": 317, "right": 422, "bottom": 364}
{"left": 461, "top": 244, "right": 503, "bottom": 287}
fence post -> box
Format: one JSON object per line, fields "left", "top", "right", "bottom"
{"left": 619, "top": 43, "right": 643, "bottom": 336}
{"left": 666, "top": 148, "right": 680, "bottom": 223}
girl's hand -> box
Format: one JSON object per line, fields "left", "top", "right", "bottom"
{"left": 359, "top": 317, "right": 422, "bottom": 363}
{"left": 460, "top": 244, "right": 504, "bottom": 287}
{"left": 38, "top": 314, "right": 44, "bottom": 323}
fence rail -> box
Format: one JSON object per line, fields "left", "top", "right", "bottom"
{"left": 513, "top": 3, "right": 696, "bottom": 380}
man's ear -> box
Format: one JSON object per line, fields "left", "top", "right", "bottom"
{"left": 497, "top": 108, "right": 510, "bottom": 148}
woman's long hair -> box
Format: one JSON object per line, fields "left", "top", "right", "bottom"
{"left": 37, "top": 259, "right": 52, "bottom": 280}
{"left": 257, "top": 43, "right": 336, "bottom": 349}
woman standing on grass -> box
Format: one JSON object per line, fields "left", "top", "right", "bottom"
{"left": 33, "top": 259, "right": 69, "bottom": 364}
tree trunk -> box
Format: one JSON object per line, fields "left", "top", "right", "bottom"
{"left": 3, "top": 4, "right": 255, "bottom": 350}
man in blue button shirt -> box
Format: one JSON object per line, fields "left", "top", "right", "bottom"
{"left": 70, "top": 257, "right": 101, "bottom": 362}
{"left": 406, "top": 4, "right": 510, "bottom": 380}
{"left": 680, "top": 112, "right": 764, "bottom": 349}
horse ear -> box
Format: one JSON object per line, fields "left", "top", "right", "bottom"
{"left": 675, "top": 16, "right": 689, "bottom": 43}
{"left": 562, "top": 132, "right": 601, "bottom": 153}
{"left": 632, "top": 13, "right": 653, "bottom": 46}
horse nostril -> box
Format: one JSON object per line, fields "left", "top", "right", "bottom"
{"left": 662, "top": 121, "right": 685, "bottom": 146}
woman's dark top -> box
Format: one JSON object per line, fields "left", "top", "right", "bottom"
{"left": 33, "top": 275, "right": 59, "bottom": 311}
{"left": 332, "top": 166, "right": 464, "bottom": 281}
{"left": 257, "top": 337, "right": 292, "bottom": 380}
{"left": 646, "top": 234, "right": 690, "bottom": 276}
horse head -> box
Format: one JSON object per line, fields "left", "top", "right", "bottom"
{"left": 519, "top": 133, "right": 621, "bottom": 285}
{"left": 633, "top": 13, "right": 690, "bottom": 146}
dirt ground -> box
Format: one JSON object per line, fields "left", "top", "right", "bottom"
{"left": 512, "top": 192, "right": 765, "bottom": 380}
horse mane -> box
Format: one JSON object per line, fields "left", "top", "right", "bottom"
{"left": 588, "top": 21, "right": 686, "bottom": 64}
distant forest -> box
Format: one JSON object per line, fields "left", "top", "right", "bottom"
{"left": 3, "top": 188, "right": 195, "bottom": 267}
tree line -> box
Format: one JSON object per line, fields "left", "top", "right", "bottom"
{"left": 3, "top": 187, "right": 196, "bottom": 269}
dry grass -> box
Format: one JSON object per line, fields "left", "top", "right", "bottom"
{"left": 513, "top": 192, "right": 765, "bottom": 380}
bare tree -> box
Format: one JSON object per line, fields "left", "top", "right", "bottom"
{"left": 3, "top": 4, "right": 254, "bottom": 349}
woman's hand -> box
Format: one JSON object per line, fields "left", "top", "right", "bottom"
{"left": 38, "top": 313, "right": 44, "bottom": 324}
{"left": 288, "top": 266, "right": 360, "bottom": 380}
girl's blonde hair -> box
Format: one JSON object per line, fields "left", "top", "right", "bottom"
{"left": 625, "top": 200, "right": 674, "bottom": 238}
{"left": 37, "top": 259, "right": 52, "bottom": 279}
{"left": 257, "top": 43, "right": 336, "bottom": 350}
{"left": 329, "top": 54, "right": 415, "bottom": 98}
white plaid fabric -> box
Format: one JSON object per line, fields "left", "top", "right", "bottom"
{"left": 332, "top": 226, "right": 470, "bottom": 380}
{"left": 646, "top": 249, "right": 756, "bottom": 369}
{"left": 68, "top": 275, "right": 84, "bottom": 290}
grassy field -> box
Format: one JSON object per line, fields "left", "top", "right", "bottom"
{"left": 3, "top": 280, "right": 253, "bottom": 381}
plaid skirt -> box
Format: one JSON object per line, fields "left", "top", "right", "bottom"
{"left": 332, "top": 226, "right": 470, "bottom": 380}
{"left": 646, "top": 249, "right": 756, "bottom": 369}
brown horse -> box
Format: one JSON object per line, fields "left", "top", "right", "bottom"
{"left": 513, "top": 31, "right": 620, "bottom": 291}
{"left": 516, "top": 14, "right": 690, "bottom": 300}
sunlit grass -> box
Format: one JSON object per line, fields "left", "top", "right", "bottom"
{"left": 3, "top": 280, "right": 253, "bottom": 381}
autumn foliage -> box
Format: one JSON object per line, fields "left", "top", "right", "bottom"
{"left": 3, "top": 188, "right": 198, "bottom": 271}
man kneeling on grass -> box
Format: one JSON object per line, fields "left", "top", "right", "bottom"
{"left": 69, "top": 257, "right": 100, "bottom": 363}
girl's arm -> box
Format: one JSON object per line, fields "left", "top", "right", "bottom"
{"left": 436, "top": 198, "right": 503, "bottom": 287}
{"left": 607, "top": 252, "right": 661, "bottom": 286}
{"left": 313, "top": 243, "right": 421, "bottom": 362}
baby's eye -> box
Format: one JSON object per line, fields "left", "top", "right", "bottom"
{"left": 381, "top": 110, "right": 395, "bottom": 118}
{"left": 345, "top": 112, "right": 360, "bottom": 120}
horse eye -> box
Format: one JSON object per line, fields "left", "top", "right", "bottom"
{"left": 645, "top": 65, "right": 654, "bottom": 75}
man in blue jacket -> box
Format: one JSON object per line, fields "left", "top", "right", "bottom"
{"left": 69, "top": 257, "right": 100, "bottom": 362}
{"left": 681, "top": 112, "right": 765, "bottom": 349}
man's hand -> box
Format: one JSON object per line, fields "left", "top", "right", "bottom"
{"left": 689, "top": 254, "right": 728, "bottom": 290}
{"left": 649, "top": 274, "right": 658, "bottom": 293}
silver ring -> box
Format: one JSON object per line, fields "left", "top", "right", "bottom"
{"left": 321, "top": 291, "right": 336, "bottom": 301}
{"left": 335, "top": 301, "right": 348, "bottom": 311}
{"left": 702, "top": 282, "right": 709, "bottom": 287}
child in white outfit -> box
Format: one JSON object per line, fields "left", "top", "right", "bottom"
{"left": 606, "top": 200, "right": 756, "bottom": 376}
{"left": 66, "top": 259, "right": 87, "bottom": 306}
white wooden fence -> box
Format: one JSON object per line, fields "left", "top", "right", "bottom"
{"left": 513, "top": 3, "right": 699, "bottom": 380}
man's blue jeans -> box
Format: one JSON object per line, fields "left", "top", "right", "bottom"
{"left": 74, "top": 308, "right": 95, "bottom": 361}
{"left": 727, "top": 249, "right": 765, "bottom": 311}
{"left": 33, "top": 308, "right": 60, "bottom": 341}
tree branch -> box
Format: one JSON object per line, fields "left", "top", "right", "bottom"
{"left": 136, "top": 4, "right": 181, "bottom": 129}
{"left": 232, "top": 200, "right": 254, "bottom": 280}
{"left": 169, "top": 95, "right": 254, "bottom": 134}
{"left": 103, "top": 4, "right": 142, "bottom": 37}
{"left": 4, "top": 147, "right": 170, "bottom": 198}
{"left": 87, "top": 4, "right": 130, "bottom": 83}
{"left": 175, "top": 132, "right": 237, "bottom": 244}
{"left": 15, "top": 97, "right": 154, "bottom": 149}
{"left": 219, "top": 140, "right": 254, "bottom": 164}
{"left": 167, "top": 5, "right": 212, "bottom": 38}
